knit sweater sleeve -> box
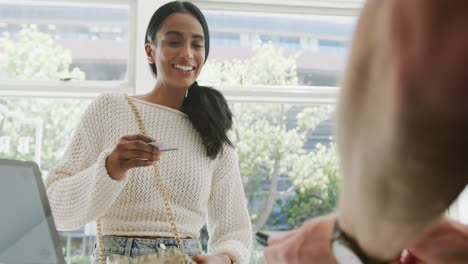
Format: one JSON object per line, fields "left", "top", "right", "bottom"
{"left": 206, "top": 145, "right": 252, "bottom": 264}
{"left": 45, "top": 94, "right": 128, "bottom": 230}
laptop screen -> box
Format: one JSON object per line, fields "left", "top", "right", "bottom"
{"left": 0, "top": 160, "right": 65, "bottom": 264}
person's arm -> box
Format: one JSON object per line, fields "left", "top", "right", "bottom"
{"left": 401, "top": 216, "right": 468, "bottom": 264}
{"left": 205, "top": 145, "right": 253, "bottom": 264}
{"left": 46, "top": 94, "right": 129, "bottom": 230}
{"left": 336, "top": 0, "right": 468, "bottom": 260}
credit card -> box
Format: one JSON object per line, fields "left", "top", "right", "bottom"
{"left": 149, "top": 142, "right": 178, "bottom": 151}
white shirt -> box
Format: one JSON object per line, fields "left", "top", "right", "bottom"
{"left": 46, "top": 93, "right": 252, "bottom": 263}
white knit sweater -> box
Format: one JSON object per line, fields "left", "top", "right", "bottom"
{"left": 46, "top": 93, "right": 252, "bottom": 263}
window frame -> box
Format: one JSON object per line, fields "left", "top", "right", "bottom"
{"left": 0, "top": 0, "right": 361, "bottom": 103}
{"left": 220, "top": 85, "right": 339, "bottom": 104}
{"left": 0, "top": 0, "right": 137, "bottom": 96}
{"left": 191, "top": 0, "right": 363, "bottom": 16}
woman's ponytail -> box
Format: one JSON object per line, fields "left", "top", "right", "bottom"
{"left": 182, "top": 82, "right": 233, "bottom": 159}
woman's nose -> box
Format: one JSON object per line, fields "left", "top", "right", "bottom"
{"left": 180, "top": 44, "right": 194, "bottom": 59}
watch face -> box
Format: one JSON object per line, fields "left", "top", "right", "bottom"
{"left": 332, "top": 242, "right": 363, "bottom": 264}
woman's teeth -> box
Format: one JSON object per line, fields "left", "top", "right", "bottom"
{"left": 174, "top": 64, "right": 194, "bottom": 71}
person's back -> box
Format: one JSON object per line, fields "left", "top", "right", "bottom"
{"left": 337, "top": 0, "right": 468, "bottom": 257}
{"left": 264, "top": 1, "right": 468, "bottom": 263}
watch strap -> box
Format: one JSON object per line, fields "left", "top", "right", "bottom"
{"left": 333, "top": 221, "right": 390, "bottom": 264}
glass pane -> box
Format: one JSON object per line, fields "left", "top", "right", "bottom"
{"left": 0, "top": 96, "right": 92, "bottom": 262}
{"left": 198, "top": 10, "right": 357, "bottom": 87}
{"left": 0, "top": 97, "right": 90, "bottom": 173}
{"left": 229, "top": 102, "right": 338, "bottom": 263}
{"left": 0, "top": 2, "right": 129, "bottom": 81}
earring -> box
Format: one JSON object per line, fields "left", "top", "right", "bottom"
{"left": 185, "top": 89, "right": 189, "bottom": 98}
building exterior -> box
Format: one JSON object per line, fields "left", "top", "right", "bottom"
{"left": 0, "top": 2, "right": 355, "bottom": 85}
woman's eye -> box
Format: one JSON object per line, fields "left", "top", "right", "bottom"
{"left": 169, "top": 41, "right": 180, "bottom": 46}
{"left": 193, "top": 44, "right": 203, "bottom": 48}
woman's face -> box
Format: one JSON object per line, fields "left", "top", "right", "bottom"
{"left": 146, "top": 12, "right": 206, "bottom": 91}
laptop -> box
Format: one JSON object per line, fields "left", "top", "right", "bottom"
{"left": 0, "top": 159, "right": 65, "bottom": 264}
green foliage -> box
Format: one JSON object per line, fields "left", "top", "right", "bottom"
{"left": 0, "top": 24, "right": 85, "bottom": 80}
{"left": 0, "top": 98, "right": 89, "bottom": 172}
{"left": 199, "top": 44, "right": 298, "bottom": 86}
{"left": 237, "top": 103, "right": 337, "bottom": 230}
{"left": 200, "top": 43, "right": 340, "bottom": 230}
{"left": 278, "top": 143, "right": 339, "bottom": 228}
{"left": 297, "top": 106, "right": 335, "bottom": 134}
{"left": 231, "top": 104, "right": 305, "bottom": 224}
{"left": 0, "top": 25, "right": 88, "bottom": 172}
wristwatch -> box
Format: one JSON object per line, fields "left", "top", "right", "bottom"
{"left": 332, "top": 221, "right": 389, "bottom": 264}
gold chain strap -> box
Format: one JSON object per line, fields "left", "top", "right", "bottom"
{"left": 96, "top": 218, "right": 104, "bottom": 264}
{"left": 124, "top": 94, "right": 184, "bottom": 251}
{"left": 96, "top": 94, "right": 184, "bottom": 264}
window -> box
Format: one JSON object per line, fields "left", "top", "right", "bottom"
{"left": 0, "top": 1, "right": 132, "bottom": 261}
{"left": 193, "top": 8, "right": 353, "bottom": 263}
{"left": 211, "top": 31, "right": 241, "bottom": 46}
{"left": 12, "top": 1, "right": 468, "bottom": 263}
{"left": 198, "top": 10, "right": 356, "bottom": 88}
{"left": 259, "top": 35, "right": 301, "bottom": 50}
{"left": 318, "top": 39, "right": 349, "bottom": 54}
{"left": 0, "top": 97, "right": 90, "bottom": 173}
{"left": 0, "top": 0, "right": 133, "bottom": 84}
{"left": 0, "top": 96, "right": 93, "bottom": 262}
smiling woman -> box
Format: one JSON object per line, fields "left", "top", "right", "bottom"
{"left": 146, "top": 13, "right": 206, "bottom": 91}
{"left": 45, "top": 1, "right": 251, "bottom": 264}
{"left": 142, "top": 2, "right": 232, "bottom": 160}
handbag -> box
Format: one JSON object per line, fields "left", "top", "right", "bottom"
{"left": 95, "top": 94, "right": 194, "bottom": 264}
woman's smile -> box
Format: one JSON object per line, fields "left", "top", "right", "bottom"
{"left": 171, "top": 63, "right": 196, "bottom": 76}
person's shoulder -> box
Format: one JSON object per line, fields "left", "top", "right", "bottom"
{"left": 217, "top": 143, "right": 237, "bottom": 161}
{"left": 92, "top": 92, "right": 125, "bottom": 105}
{"left": 83, "top": 93, "right": 126, "bottom": 118}
{"left": 213, "top": 143, "right": 240, "bottom": 175}
{"left": 87, "top": 93, "right": 126, "bottom": 110}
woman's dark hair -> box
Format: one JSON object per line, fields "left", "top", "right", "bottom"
{"left": 145, "top": 1, "right": 232, "bottom": 159}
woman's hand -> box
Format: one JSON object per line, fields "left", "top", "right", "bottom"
{"left": 105, "top": 134, "right": 161, "bottom": 180}
{"left": 192, "top": 254, "right": 232, "bottom": 264}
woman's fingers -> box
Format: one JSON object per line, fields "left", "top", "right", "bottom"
{"left": 107, "top": 134, "right": 163, "bottom": 178}
{"left": 118, "top": 140, "right": 160, "bottom": 156}
{"left": 121, "top": 134, "right": 156, "bottom": 143}
{"left": 122, "top": 159, "right": 155, "bottom": 170}
{"left": 118, "top": 149, "right": 159, "bottom": 161}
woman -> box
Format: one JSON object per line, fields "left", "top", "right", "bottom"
{"left": 45, "top": 1, "right": 252, "bottom": 263}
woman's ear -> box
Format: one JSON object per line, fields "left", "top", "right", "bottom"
{"left": 145, "top": 43, "right": 155, "bottom": 64}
